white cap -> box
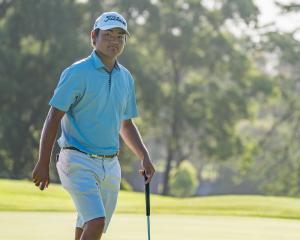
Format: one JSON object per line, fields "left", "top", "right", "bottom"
{"left": 93, "top": 12, "right": 130, "bottom": 36}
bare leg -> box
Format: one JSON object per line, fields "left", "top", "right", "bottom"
{"left": 80, "top": 217, "right": 105, "bottom": 240}
{"left": 75, "top": 227, "right": 83, "bottom": 240}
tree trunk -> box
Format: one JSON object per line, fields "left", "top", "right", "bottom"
{"left": 162, "top": 58, "right": 181, "bottom": 195}
{"left": 162, "top": 144, "right": 173, "bottom": 195}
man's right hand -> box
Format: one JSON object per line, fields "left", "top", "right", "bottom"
{"left": 32, "top": 107, "right": 65, "bottom": 191}
{"left": 32, "top": 161, "right": 50, "bottom": 191}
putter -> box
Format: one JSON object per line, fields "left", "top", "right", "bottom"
{"left": 142, "top": 170, "right": 151, "bottom": 240}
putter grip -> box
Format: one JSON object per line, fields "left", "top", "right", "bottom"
{"left": 144, "top": 175, "right": 150, "bottom": 216}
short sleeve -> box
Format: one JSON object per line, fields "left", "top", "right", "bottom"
{"left": 49, "top": 66, "right": 85, "bottom": 112}
{"left": 122, "top": 74, "right": 139, "bottom": 120}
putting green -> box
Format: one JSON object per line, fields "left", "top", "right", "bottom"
{"left": 1, "top": 212, "right": 300, "bottom": 240}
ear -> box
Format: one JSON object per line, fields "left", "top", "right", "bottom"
{"left": 91, "top": 30, "right": 96, "bottom": 42}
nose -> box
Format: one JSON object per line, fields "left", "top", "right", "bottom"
{"left": 110, "top": 36, "right": 120, "bottom": 44}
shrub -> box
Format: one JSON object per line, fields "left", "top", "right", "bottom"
{"left": 170, "top": 160, "right": 199, "bottom": 197}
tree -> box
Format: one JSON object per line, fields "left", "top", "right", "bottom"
{"left": 116, "top": 0, "right": 265, "bottom": 195}
{"left": 246, "top": 30, "right": 300, "bottom": 195}
{"left": 0, "top": 0, "right": 86, "bottom": 178}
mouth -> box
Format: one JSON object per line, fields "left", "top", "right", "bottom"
{"left": 108, "top": 46, "right": 118, "bottom": 51}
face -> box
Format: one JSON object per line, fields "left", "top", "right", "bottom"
{"left": 92, "top": 28, "right": 127, "bottom": 59}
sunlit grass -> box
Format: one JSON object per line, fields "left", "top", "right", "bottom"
{"left": 1, "top": 179, "right": 300, "bottom": 219}
{"left": 2, "top": 213, "right": 300, "bottom": 240}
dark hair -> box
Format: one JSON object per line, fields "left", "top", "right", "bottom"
{"left": 91, "top": 28, "right": 100, "bottom": 47}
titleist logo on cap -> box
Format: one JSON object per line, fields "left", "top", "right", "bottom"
{"left": 104, "top": 15, "right": 126, "bottom": 26}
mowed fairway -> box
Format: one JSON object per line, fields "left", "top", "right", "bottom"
{"left": 1, "top": 212, "right": 300, "bottom": 240}
{"left": 2, "top": 180, "right": 300, "bottom": 240}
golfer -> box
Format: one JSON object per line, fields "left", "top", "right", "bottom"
{"left": 32, "top": 11, "right": 155, "bottom": 240}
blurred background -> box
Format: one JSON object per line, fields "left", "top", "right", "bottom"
{"left": 1, "top": 0, "right": 300, "bottom": 198}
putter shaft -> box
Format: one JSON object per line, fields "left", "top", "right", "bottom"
{"left": 147, "top": 215, "right": 151, "bottom": 240}
{"left": 144, "top": 174, "right": 151, "bottom": 240}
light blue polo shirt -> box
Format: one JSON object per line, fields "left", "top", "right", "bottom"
{"left": 49, "top": 51, "right": 138, "bottom": 155}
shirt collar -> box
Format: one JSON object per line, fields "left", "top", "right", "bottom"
{"left": 91, "top": 50, "right": 120, "bottom": 71}
{"left": 114, "top": 60, "right": 120, "bottom": 70}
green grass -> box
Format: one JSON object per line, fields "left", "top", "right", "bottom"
{"left": 2, "top": 179, "right": 300, "bottom": 240}
{"left": 1, "top": 213, "right": 300, "bottom": 240}
{"left": 1, "top": 179, "right": 300, "bottom": 219}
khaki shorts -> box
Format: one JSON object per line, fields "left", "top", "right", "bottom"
{"left": 56, "top": 148, "right": 121, "bottom": 233}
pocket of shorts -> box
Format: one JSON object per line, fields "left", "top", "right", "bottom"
{"left": 103, "top": 158, "right": 122, "bottom": 191}
{"left": 115, "top": 158, "right": 122, "bottom": 180}
{"left": 115, "top": 159, "right": 122, "bottom": 190}
{"left": 57, "top": 150, "right": 77, "bottom": 176}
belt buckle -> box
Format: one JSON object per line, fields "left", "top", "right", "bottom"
{"left": 89, "top": 153, "right": 99, "bottom": 158}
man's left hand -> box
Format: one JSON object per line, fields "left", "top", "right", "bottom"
{"left": 140, "top": 156, "right": 155, "bottom": 184}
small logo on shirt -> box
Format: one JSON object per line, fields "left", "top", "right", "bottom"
{"left": 104, "top": 15, "right": 126, "bottom": 26}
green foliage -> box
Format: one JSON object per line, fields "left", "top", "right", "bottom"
{"left": 241, "top": 31, "right": 300, "bottom": 196}
{"left": 0, "top": 0, "right": 298, "bottom": 197}
{"left": 222, "top": 0, "right": 259, "bottom": 24}
{"left": 0, "top": 0, "right": 87, "bottom": 179}
{"left": 169, "top": 161, "right": 199, "bottom": 197}
{"left": 120, "top": 178, "right": 133, "bottom": 191}
{"left": 115, "top": 0, "right": 265, "bottom": 195}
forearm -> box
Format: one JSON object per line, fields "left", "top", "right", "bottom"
{"left": 38, "top": 109, "right": 62, "bottom": 165}
{"left": 120, "top": 121, "right": 149, "bottom": 161}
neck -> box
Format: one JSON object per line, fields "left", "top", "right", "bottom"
{"left": 95, "top": 50, "right": 116, "bottom": 72}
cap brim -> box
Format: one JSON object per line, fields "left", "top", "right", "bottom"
{"left": 97, "top": 25, "right": 130, "bottom": 36}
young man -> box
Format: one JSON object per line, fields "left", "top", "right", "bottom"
{"left": 32, "top": 12, "right": 155, "bottom": 240}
